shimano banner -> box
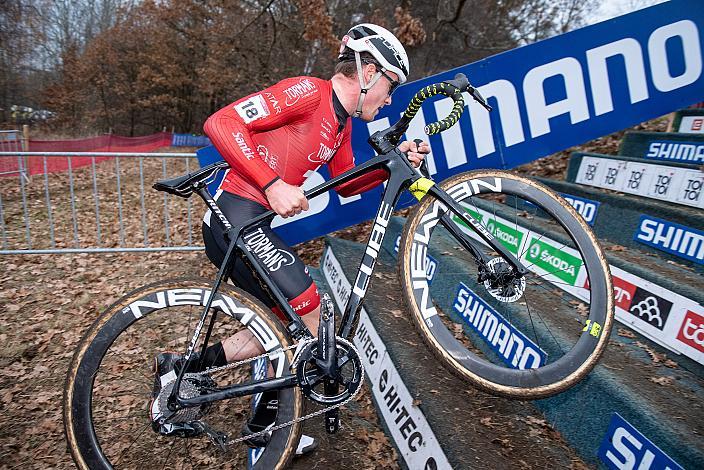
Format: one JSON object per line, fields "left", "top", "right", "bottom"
{"left": 198, "top": 0, "right": 704, "bottom": 245}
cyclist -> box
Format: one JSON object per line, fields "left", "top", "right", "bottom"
{"left": 151, "top": 23, "right": 429, "bottom": 453}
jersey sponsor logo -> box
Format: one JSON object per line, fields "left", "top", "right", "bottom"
{"left": 453, "top": 283, "right": 546, "bottom": 369}
{"left": 264, "top": 92, "right": 281, "bottom": 114}
{"left": 257, "top": 144, "right": 278, "bottom": 170}
{"left": 243, "top": 228, "right": 296, "bottom": 272}
{"left": 634, "top": 216, "right": 704, "bottom": 264}
{"left": 283, "top": 78, "right": 318, "bottom": 106}
{"left": 232, "top": 132, "right": 256, "bottom": 160}
{"left": 321, "top": 117, "right": 333, "bottom": 134}
{"left": 234, "top": 94, "right": 270, "bottom": 124}
{"left": 308, "top": 143, "right": 337, "bottom": 163}
{"left": 646, "top": 141, "right": 704, "bottom": 162}
{"left": 308, "top": 132, "right": 344, "bottom": 163}
{"left": 598, "top": 413, "right": 683, "bottom": 470}
{"left": 677, "top": 310, "right": 704, "bottom": 353}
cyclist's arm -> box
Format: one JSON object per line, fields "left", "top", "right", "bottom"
{"left": 327, "top": 127, "right": 389, "bottom": 197}
{"left": 204, "top": 77, "right": 322, "bottom": 189}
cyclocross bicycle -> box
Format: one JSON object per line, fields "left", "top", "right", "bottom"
{"left": 64, "top": 73, "right": 614, "bottom": 469}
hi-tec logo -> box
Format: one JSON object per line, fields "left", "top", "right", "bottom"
{"left": 453, "top": 283, "right": 546, "bottom": 369}
{"left": 352, "top": 201, "right": 393, "bottom": 297}
{"left": 433, "top": 19, "right": 702, "bottom": 166}
{"left": 646, "top": 141, "right": 704, "bottom": 162}
{"left": 283, "top": 78, "right": 317, "bottom": 106}
{"left": 243, "top": 228, "right": 296, "bottom": 272}
{"left": 232, "top": 132, "right": 256, "bottom": 160}
{"left": 635, "top": 216, "right": 704, "bottom": 264}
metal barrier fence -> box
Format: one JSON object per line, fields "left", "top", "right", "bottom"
{"left": 0, "top": 131, "right": 28, "bottom": 181}
{"left": 0, "top": 152, "right": 204, "bottom": 254}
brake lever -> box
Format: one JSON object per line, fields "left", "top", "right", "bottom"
{"left": 468, "top": 85, "right": 492, "bottom": 112}
{"left": 412, "top": 138, "right": 431, "bottom": 178}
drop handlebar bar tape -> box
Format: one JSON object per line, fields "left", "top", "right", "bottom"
{"left": 401, "top": 78, "right": 466, "bottom": 136}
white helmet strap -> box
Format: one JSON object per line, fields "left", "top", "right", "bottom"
{"left": 353, "top": 51, "right": 383, "bottom": 117}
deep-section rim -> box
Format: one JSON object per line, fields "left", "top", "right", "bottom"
{"left": 63, "top": 277, "right": 303, "bottom": 469}
{"left": 398, "top": 170, "right": 614, "bottom": 399}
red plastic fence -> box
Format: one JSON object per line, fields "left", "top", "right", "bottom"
{"left": 0, "top": 132, "right": 173, "bottom": 177}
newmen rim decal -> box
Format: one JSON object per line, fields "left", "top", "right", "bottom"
{"left": 402, "top": 171, "right": 612, "bottom": 394}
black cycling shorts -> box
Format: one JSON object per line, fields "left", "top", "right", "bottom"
{"left": 202, "top": 191, "right": 319, "bottom": 320}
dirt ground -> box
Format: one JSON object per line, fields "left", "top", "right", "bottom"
{"left": 0, "top": 115, "right": 673, "bottom": 468}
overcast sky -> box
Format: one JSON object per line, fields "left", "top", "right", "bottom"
{"left": 589, "top": 0, "right": 669, "bottom": 24}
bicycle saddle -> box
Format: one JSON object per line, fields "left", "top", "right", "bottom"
{"left": 153, "top": 160, "right": 229, "bottom": 198}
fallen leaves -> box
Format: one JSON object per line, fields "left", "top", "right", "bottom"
{"left": 617, "top": 328, "right": 636, "bottom": 339}
{"left": 650, "top": 376, "right": 674, "bottom": 386}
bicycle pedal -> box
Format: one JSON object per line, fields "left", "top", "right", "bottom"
{"left": 325, "top": 409, "right": 340, "bottom": 434}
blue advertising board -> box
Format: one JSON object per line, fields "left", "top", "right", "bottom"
{"left": 597, "top": 413, "right": 683, "bottom": 470}
{"left": 634, "top": 215, "right": 704, "bottom": 265}
{"left": 452, "top": 282, "right": 546, "bottom": 369}
{"left": 198, "top": 0, "right": 704, "bottom": 245}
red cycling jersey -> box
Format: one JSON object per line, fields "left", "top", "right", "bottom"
{"left": 204, "top": 76, "right": 388, "bottom": 208}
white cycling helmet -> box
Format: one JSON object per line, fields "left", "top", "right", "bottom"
{"left": 338, "top": 23, "right": 410, "bottom": 116}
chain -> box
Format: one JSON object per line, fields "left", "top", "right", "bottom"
{"left": 186, "top": 336, "right": 365, "bottom": 445}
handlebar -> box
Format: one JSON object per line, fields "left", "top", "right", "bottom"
{"left": 368, "top": 72, "right": 492, "bottom": 155}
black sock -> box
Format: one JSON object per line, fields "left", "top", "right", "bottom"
{"left": 183, "top": 342, "right": 227, "bottom": 372}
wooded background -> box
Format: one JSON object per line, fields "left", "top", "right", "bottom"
{"left": 1, "top": 0, "right": 600, "bottom": 136}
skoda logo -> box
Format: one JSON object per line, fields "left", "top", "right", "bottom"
{"left": 529, "top": 243, "right": 541, "bottom": 258}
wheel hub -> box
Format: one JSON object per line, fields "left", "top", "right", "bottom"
{"left": 482, "top": 257, "right": 526, "bottom": 303}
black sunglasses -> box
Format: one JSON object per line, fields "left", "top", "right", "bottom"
{"left": 380, "top": 70, "right": 400, "bottom": 96}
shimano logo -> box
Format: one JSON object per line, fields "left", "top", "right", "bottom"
{"left": 635, "top": 216, "right": 704, "bottom": 264}
{"left": 429, "top": 19, "right": 703, "bottom": 167}
{"left": 646, "top": 141, "right": 704, "bottom": 162}
{"left": 598, "top": 413, "right": 683, "bottom": 470}
{"left": 453, "top": 283, "right": 546, "bottom": 369}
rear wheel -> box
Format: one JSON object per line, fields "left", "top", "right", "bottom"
{"left": 398, "top": 171, "right": 613, "bottom": 399}
{"left": 64, "top": 278, "right": 303, "bottom": 469}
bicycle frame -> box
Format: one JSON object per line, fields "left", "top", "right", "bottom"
{"left": 169, "top": 144, "right": 528, "bottom": 410}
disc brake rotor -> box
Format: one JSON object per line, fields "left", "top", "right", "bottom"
{"left": 483, "top": 257, "right": 526, "bottom": 303}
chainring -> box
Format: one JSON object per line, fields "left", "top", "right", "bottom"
{"left": 296, "top": 337, "right": 363, "bottom": 406}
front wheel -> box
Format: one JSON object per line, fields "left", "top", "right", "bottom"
{"left": 63, "top": 278, "right": 303, "bottom": 469}
{"left": 398, "top": 171, "right": 614, "bottom": 399}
